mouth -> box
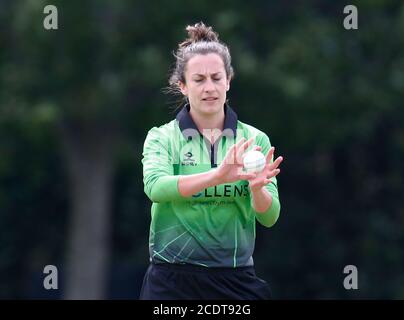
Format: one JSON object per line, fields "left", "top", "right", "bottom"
{"left": 202, "top": 97, "right": 218, "bottom": 101}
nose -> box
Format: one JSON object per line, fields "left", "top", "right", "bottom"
{"left": 203, "top": 78, "right": 215, "bottom": 92}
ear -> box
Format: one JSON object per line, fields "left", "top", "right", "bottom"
{"left": 226, "top": 79, "right": 231, "bottom": 91}
{"left": 179, "top": 81, "right": 188, "bottom": 96}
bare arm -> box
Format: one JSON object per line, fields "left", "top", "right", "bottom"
{"left": 250, "top": 187, "right": 273, "bottom": 213}
{"left": 178, "top": 169, "right": 221, "bottom": 197}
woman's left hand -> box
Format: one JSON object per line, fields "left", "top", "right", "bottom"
{"left": 245, "top": 146, "right": 283, "bottom": 192}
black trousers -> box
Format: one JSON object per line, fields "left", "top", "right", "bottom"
{"left": 139, "top": 263, "right": 272, "bottom": 300}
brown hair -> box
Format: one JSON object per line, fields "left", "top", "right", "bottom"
{"left": 167, "top": 22, "right": 234, "bottom": 105}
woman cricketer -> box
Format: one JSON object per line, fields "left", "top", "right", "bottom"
{"left": 139, "top": 22, "right": 284, "bottom": 300}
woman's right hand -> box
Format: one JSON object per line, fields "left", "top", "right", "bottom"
{"left": 213, "top": 137, "right": 258, "bottom": 185}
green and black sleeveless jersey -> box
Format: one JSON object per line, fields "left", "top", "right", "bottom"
{"left": 142, "top": 104, "right": 281, "bottom": 268}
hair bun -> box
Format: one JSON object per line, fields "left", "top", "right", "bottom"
{"left": 179, "top": 22, "right": 219, "bottom": 48}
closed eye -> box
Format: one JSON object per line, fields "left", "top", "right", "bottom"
{"left": 194, "top": 78, "right": 221, "bottom": 83}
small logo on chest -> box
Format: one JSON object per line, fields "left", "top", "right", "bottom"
{"left": 181, "top": 151, "right": 197, "bottom": 166}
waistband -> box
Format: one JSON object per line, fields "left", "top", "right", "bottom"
{"left": 151, "top": 262, "right": 255, "bottom": 274}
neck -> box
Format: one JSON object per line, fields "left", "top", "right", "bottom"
{"left": 189, "top": 106, "right": 225, "bottom": 144}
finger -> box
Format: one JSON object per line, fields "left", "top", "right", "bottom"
{"left": 264, "top": 169, "right": 280, "bottom": 184}
{"left": 228, "top": 138, "right": 244, "bottom": 164}
{"left": 267, "top": 168, "right": 281, "bottom": 179}
{"left": 241, "top": 145, "right": 261, "bottom": 162}
{"left": 235, "top": 137, "right": 246, "bottom": 149}
{"left": 224, "top": 143, "right": 237, "bottom": 164}
{"left": 229, "top": 137, "right": 248, "bottom": 161}
{"left": 268, "top": 156, "right": 283, "bottom": 170}
{"left": 244, "top": 145, "right": 264, "bottom": 165}
{"left": 242, "top": 174, "right": 257, "bottom": 181}
{"left": 265, "top": 147, "right": 275, "bottom": 163}
{"left": 239, "top": 170, "right": 257, "bottom": 180}
{"left": 237, "top": 137, "right": 255, "bottom": 162}
{"left": 239, "top": 137, "right": 254, "bottom": 153}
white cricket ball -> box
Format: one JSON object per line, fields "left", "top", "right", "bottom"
{"left": 243, "top": 150, "right": 266, "bottom": 173}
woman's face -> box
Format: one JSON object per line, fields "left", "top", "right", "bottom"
{"left": 180, "top": 53, "right": 230, "bottom": 117}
